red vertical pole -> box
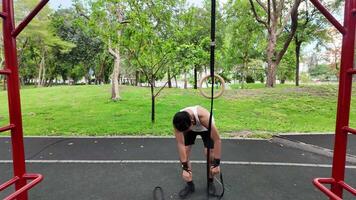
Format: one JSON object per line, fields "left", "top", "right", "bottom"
{"left": 331, "top": 0, "right": 356, "bottom": 198}
{"left": 2, "top": 0, "right": 28, "bottom": 199}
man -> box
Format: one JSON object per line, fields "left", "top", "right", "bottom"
{"left": 173, "top": 105, "right": 221, "bottom": 199}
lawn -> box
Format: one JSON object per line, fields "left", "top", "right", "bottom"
{"left": 0, "top": 84, "right": 354, "bottom": 137}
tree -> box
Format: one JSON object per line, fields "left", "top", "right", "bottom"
{"left": 123, "top": 0, "right": 178, "bottom": 122}
{"left": 174, "top": 5, "right": 211, "bottom": 89}
{"left": 15, "top": 0, "right": 74, "bottom": 86}
{"left": 293, "top": 0, "right": 330, "bottom": 86}
{"left": 277, "top": 43, "right": 296, "bottom": 83}
{"left": 249, "top": 0, "right": 301, "bottom": 87}
{"left": 75, "top": 0, "right": 128, "bottom": 100}
{"left": 51, "top": 7, "right": 107, "bottom": 85}
{"left": 223, "top": 0, "right": 265, "bottom": 87}
{"left": 322, "top": 28, "right": 342, "bottom": 80}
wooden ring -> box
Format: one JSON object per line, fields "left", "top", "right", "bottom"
{"left": 198, "top": 74, "right": 225, "bottom": 99}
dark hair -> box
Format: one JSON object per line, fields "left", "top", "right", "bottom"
{"left": 173, "top": 111, "right": 192, "bottom": 132}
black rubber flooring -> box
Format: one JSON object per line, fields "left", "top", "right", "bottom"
{"left": 0, "top": 137, "right": 355, "bottom": 200}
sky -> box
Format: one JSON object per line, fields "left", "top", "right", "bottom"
{"left": 49, "top": 0, "right": 225, "bottom": 9}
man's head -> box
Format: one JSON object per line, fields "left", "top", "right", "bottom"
{"left": 173, "top": 111, "right": 192, "bottom": 132}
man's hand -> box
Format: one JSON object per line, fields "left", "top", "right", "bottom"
{"left": 210, "top": 166, "right": 220, "bottom": 176}
{"left": 182, "top": 170, "right": 192, "bottom": 182}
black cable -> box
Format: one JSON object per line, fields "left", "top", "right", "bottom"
{"left": 207, "top": 0, "right": 224, "bottom": 199}
{"left": 207, "top": 0, "right": 216, "bottom": 199}
{"left": 26, "top": 138, "right": 71, "bottom": 160}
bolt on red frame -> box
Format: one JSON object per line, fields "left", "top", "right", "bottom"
{"left": 310, "top": 0, "right": 356, "bottom": 199}
{"left": 0, "top": 1, "right": 49, "bottom": 200}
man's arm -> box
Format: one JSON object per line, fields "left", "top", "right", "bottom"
{"left": 174, "top": 128, "right": 188, "bottom": 162}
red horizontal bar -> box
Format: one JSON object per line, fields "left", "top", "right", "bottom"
{"left": 3, "top": 174, "right": 43, "bottom": 200}
{"left": 0, "top": 176, "right": 20, "bottom": 192}
{"left": 0, "top": 124, "right": 15, "bottom": 133}
{"left": 347, "top": 69, "right": 356, "bottom": 74}
{"left": 342, "top": 126, "right": 356, "bottom": 135}
{"left": 309, "top": 0, "right": 346, "bottom": 34}
{"left": 0, "top": 12, "right": 7, "bottom": 18}
{"left": 0, "top": 69, "right": 11, "bottom": 75}
{"left": 338, "top": 181, "right": 356, "bottom": 195}
{"left": 313, "top": 178, "right": 342, "bottom": 200}
{"left": 12, "top": 0, "right": 49, "bottom": 37}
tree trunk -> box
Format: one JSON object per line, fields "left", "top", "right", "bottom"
{"left": 150, "top": 78, "right": 155, "bottom": 122}
{"left": 184, "top": 72, "right": 187, "bottom": 89}
{"left": 167, "top": 67, "right": 172, "bottom": 88}
{"left": 135, "top": 71, "right": 140, "bottom": 86}
{"left": 266, "top": 61, "right": 277, "bottom": 87}
{"left": 41, "top": 59, "right": 46, "bottom": 86}
{"left": 295, "top": 39, "right": 302, "bottom": 86}
{"left": 37, "top": 56, "right": 44, "bottom": 87}
{"left": 266, "top": 29, "right": 277, "bottom": 87}
{"left": 194, "top": 66, "right": 198, "bottom": 89}
{"left": 111, "top": 54, "right": 121, "bottom": 101}
{"left": 241, "top": 62, "right": 247, "bottom": 89}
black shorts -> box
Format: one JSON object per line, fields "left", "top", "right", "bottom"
{"left": 183, "top": 130, "right": 214, "bottom": 149}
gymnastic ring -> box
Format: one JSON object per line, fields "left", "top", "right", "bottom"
{"left": 198, "top": 74, "right": 225, "bottom": 99}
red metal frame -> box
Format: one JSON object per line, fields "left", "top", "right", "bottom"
{"left": 310, "top": 0, "right": 356, "bottom": 199}
{"left": 0, "top": 0, "right": 49, "bottom": 200}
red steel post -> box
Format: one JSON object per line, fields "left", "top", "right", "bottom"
{"left": 2, "top": 0, "right": 28, "bottom": 199}
{"left": 331, "top": 0, "right": 356, "bottom": 198}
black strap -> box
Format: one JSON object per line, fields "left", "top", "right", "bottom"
{"left": 207, "top": 0, "right": 216, "bottom": 198}
{"left": 210, "top": 172, "right": 225, "bottom": 199}
{"left": 207, "top": 0, "right": 224, "bottom": 199}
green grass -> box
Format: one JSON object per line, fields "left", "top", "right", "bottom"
{"left": 0, "top": 84, "right": 353, "bottom": 137}
{"left": 229, "top": 83, "right": 295, "bottom": 89}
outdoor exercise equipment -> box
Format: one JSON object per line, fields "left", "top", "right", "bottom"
{"left": 0, "top": 1, "right": 49, "bottom": 200}
{"left": 310, "top": 0, "right": 356, "bottom": 199}
{"left": 206, "top": 0, "right": 224, "bottom": 199}
{"left": 198, "top": 74, "right": 226, "bottom": 99}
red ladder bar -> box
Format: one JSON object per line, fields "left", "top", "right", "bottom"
{"left": 0, "top": 69, "right": 11, "bottom": 74}
{"left": 0, "top": 124, "right": 15, "bottom": 132}
{"left": 1, "top": 1, "right": 48, "bottom": 200}
{"left": 0, "top": 174, "right": 43, "bottom": 200}
{"left": 342, "top": 126, "right": 356, "bottom": 135}
{"left": 346, "top": 68, "right": 356, "bottom": 74}
{"left": 310, "top": 0, "right": 356, "bottom": 199}
{"left": 0, "top": 12, "right": 6, "bottom": 18}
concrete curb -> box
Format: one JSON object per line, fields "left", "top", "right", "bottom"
{"left": 271, "top": 135, "right": 356, "bottom": 165}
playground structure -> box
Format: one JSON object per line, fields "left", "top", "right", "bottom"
{"left": 0, "top": 0, "right": 354, "bottom": 200}
{"left": 0, "top": 1, "right": 49, "bottom": 199}
{"left": 309, "top": 0, "right": 356, "bottom": 199}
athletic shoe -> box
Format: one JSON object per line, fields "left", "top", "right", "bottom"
{"left": 208, "top": 181, "right": 216, "bottom": 196}
{"left": 178, "top": 183, "right": 195, "bottom": 199}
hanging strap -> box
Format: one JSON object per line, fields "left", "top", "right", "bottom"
{"left": 207, "top": 0, "right": 224, "bottom": 199}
